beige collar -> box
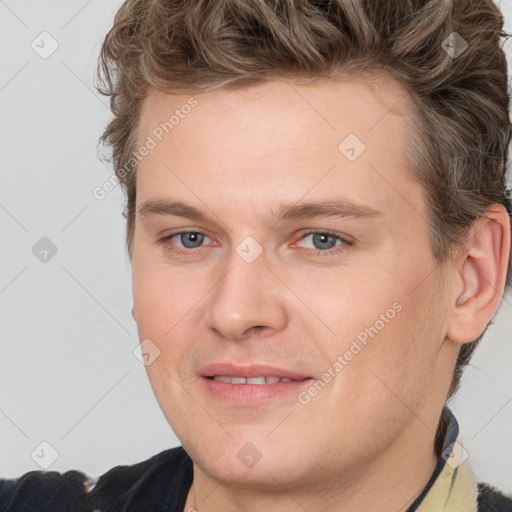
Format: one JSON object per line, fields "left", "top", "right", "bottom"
{"left": 416, "top": 437, "right": 478, "bottom": 512}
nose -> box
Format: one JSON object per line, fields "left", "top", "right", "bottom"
{"left": 204, "top": 245, "right": 288, "bottom": 342}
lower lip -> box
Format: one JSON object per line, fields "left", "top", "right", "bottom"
{"left": 200, "top": 376, "right": 314, "bottom": 405}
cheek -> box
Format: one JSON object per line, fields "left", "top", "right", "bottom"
{"left": 299, "top": 261, "right": 445, "bottom": 403}
{"left": 346, "top": 286, "right": 444, "bottom": 413}
{"left": 131, "top": 265, "right": 211, "bottom": 399}
{"left": 131, "top": 270, "right": 193, "bottom": 413}
{"left": 132, "top": 263, "right": 198, "bottom": 338}
{"left": 288, "top": 265, "right": 402, "bottom": 352}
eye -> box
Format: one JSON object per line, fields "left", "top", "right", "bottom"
{"left": 160, "top": 230, "right": 215, "bottom": 251}
{"left": 158, "top": 229, "right": 352, "bottom": 256}
{"left": 295, "top": 230, "right": 352, "bottom": 254}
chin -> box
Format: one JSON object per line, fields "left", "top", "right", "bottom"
{"left": 185, "top": 433, "right": 317, "bottom": 489}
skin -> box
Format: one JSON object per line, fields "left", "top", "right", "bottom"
{"left": 130, "top": 75, "right": 510, "bottom": 512}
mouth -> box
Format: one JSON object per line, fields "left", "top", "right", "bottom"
{"left": 204, "top": 376, "right": 304, "bottom": 384}
{"left": 200, "top": 373, "right": 314, "bottom": 405}
{"left": 197, "top": 363, "right": 314, "bottom": 404}
{"left": 199, "top": 362, "right": 313, "bottom": 381}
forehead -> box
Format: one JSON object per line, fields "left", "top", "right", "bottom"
{"left": 138, "top": 73, "right": 414, "bottom": 149}
{"left": 135, "top": 75, "right": 423, "bottom": 221}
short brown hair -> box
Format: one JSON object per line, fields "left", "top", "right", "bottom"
{"left": 96, "top": 0, "right": 512, "bottom": 398}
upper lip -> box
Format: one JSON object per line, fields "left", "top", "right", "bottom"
{"left": 199, "top": 362, "right": 313, "bottom": 380}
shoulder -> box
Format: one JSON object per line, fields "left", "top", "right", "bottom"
{"left": 0, "top": 446, "right": 191, "bottom": 512}
{"left": 89, "top": 445, "right": 192, "bottom": 510}
{"left": 478, "top": 482, "right": 512, "bottom": 512}
{"left": 0, "top": 468, "right": 89, "bottom": 511}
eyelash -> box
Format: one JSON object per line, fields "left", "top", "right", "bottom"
{"left": 159, "top": 229, "right": 353, "bottom": 256}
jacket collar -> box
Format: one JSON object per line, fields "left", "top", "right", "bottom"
{"left": 407, "top": 407, "right": 478, "bottom": 511}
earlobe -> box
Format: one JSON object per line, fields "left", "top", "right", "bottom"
{"left": 446, "top": 206, "right": 510, "bottom": 345}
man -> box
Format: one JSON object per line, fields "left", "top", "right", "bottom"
{"left": 1, "top": 0, "right": 512, "bottom": 511}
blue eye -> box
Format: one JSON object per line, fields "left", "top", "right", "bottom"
{"left": 162, "top": 231, "right": 210, "bottom": 250}
{"left": 178, "top": 232, "right": 205, "bottom": 249}
{"left": 300, "top": 232, "right": 342, "bottom": 251}
{"left": 159, "top": 229, "right": 351, "bottom": 256}
{"left": 293, "top": 230, "right": 352, "bottom": 255}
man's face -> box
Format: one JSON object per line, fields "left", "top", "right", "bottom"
{"left": 131, "top": 76, "right": 452, "bottom": 487}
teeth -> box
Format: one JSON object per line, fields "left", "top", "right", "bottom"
{"left": 212, "top": 376, "right": 297, "bottom": 384}
{"left": 246, "top": 377, "right": 266, "bottom": 384}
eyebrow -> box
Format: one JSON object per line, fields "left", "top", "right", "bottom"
{"left": 138, "top": 198, "right": 382, "bottom": 225}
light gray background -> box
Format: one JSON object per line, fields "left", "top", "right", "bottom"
{"left": 1, "top": 0, "right": 511, "bottom": 494}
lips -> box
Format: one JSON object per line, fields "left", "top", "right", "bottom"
{"left": 199, "top": 362, "right": 313, "bottom": 381}
{"left": 211, "top": 376, "right": 297, "bottom": 384}
{"left": 199, "top": 363, "right": 314, "bottom": 404}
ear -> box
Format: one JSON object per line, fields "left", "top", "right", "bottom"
{"left": 447, "top": 205, "right": 511, "bottom": 344}
{"left": 131, "top": 306, "right": 137, "bottom": 321}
